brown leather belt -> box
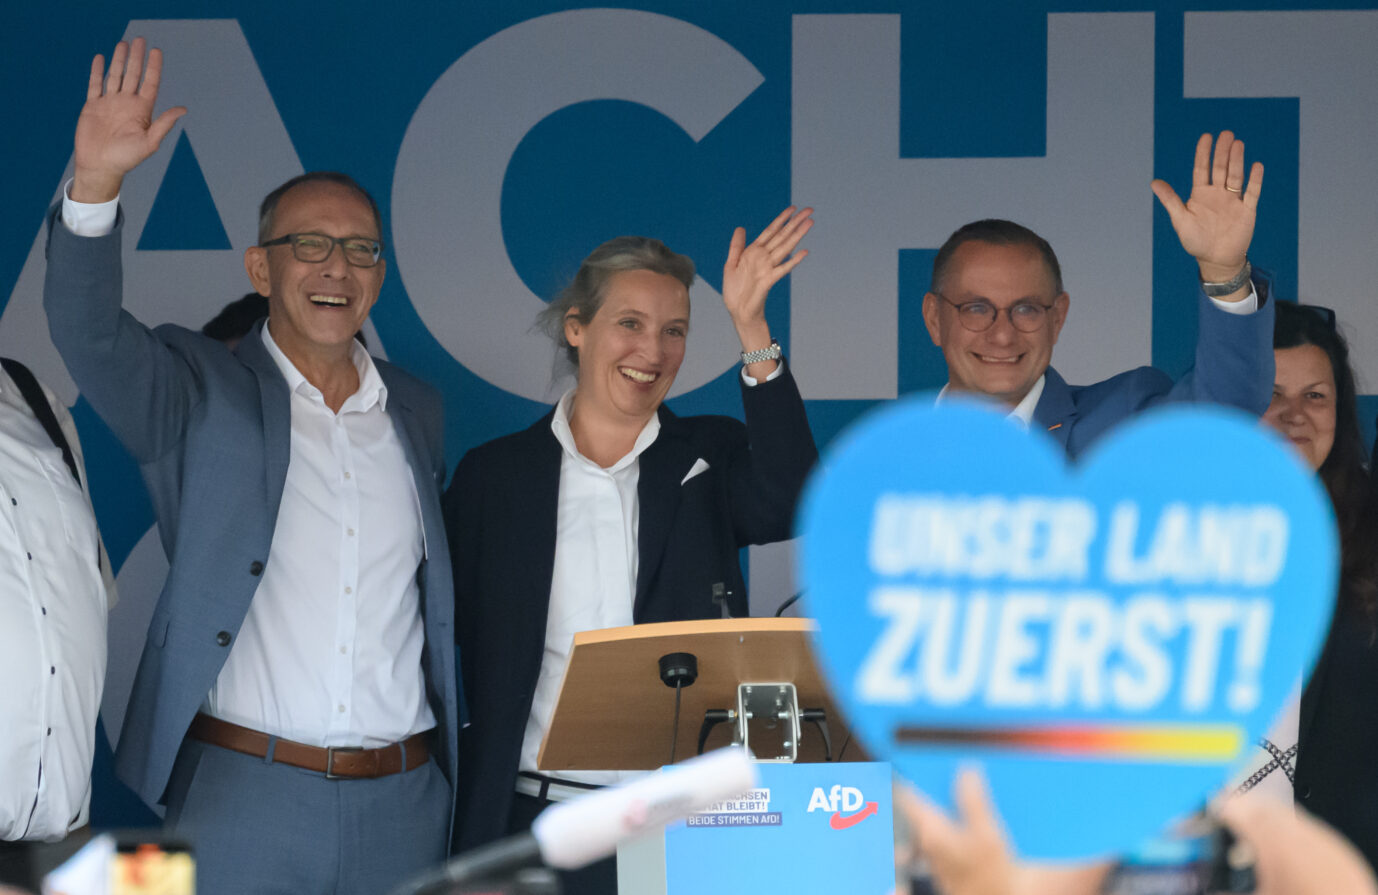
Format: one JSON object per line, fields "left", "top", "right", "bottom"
{"left": 188, "top": 713, "right": 430, "bottom": 779}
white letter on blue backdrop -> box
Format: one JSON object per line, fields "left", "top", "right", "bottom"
{"left": 1184, "top": 11, "right": 1378, "bottom": 388}
{"left": 0, "top": 19, "right": 303, "bottom": 406}
{"left": 392, "top": 10, "right": 763, "bottom": 402}
{"left": 790, "top": 14, "right": 1154, "bottom": 399}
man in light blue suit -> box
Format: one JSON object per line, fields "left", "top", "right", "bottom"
{"left": 42, "top": 39, "right": 458, "bottom": 895}
{"left": 922, "top": 132, "right": 1273, "bottom": 458}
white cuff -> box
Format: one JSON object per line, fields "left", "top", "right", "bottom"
{"left": 740, "top": 360, "right": 784, "bottom": 387}
{"left": 61, "top": 178, "right": 119, "bottom": 237}
{"left": 1209, "top": 281, "right": 1258, "bottom": 315}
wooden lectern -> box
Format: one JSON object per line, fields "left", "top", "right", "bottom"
{"left": 537, "top": 617, "right": 857, "bottom": 771}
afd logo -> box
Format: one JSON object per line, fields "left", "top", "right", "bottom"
{"left": 806, "top": 785, "right": 880, "bottom": 830}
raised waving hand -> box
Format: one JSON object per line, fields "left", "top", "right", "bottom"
{"left": 721, "top": 205, "right": 813, "bottom": 378}
{"left": 72, "top": 38, "right": 187, "bottom": 203}
{"left": 1151, "top": 131, "right": 1263, "bottom": 291}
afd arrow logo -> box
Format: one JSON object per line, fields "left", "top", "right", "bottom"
{"left": 829, "top": 800, "right": 879, "bottom": 829}
{"left": 807, "top": 785, "right": 877, "bottom": 829}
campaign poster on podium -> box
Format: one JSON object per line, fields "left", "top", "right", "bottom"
{"left": 619, "top": 761, "right": 895, "bottom": 894}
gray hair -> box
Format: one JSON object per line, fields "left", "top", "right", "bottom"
{"left": 537, "top": 236, "right": 696, "bottom": 368}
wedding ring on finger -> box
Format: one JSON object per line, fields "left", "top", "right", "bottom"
{"left": 1225, "top": 184, "right": 1243, "bottom": 193}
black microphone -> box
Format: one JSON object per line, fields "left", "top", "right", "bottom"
{"left": 774, "top": 591, "right": 803, "bottom": 617}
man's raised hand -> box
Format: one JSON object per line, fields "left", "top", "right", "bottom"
{"left": 1151, "top": 131, "right": 1263, "bottom": 286}
{"left": 72, "top": 38, "right": 187, "bottom": 204}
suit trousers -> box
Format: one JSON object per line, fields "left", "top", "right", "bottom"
{"left": 164, "top": 737, "right": 449, "bottom": 895}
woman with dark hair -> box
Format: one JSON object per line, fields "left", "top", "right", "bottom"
{"left": 1266, "top": 301, "right": 1371, "bottom": 565}
{"left": 444, "top": 208, "right": 817, "bottom": 894}
{"left": 1257, "top": 300, "right": 1378, "bottom": 869}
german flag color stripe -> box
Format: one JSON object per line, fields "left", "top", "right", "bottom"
{"left": 893, "top": 723, "right": 1244, "bottom": 762}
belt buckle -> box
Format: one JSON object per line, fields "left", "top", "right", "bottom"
{"left": 324, "top": 746, "right": 363, "bottom": 780}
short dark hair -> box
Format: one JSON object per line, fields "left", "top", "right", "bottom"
{"left": 930, "top": 219, "right": 1064, "bottom": 295}
{"left": 536, "top": 236, "right": 695, "bottom": 369}
{"left": 257, "top": 172, "right": 382, "bottom": 244}
{"left": 202, "top": 292, "right": 269, "bottom": 343}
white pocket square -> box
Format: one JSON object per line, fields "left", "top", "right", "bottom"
{"left": 680, "top": 458, "right": 711, "bottom": 485}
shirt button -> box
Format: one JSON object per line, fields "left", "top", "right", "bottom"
{"left": 216, "top": 631, "right": 232, "bottom": 647}
{"left": 347, "top": 528, "right": 355, "bottom": 537}
{"left": 339, "top": 645, "right": 348, "bottom": 655}
{"left": 27, "top": 552, "right": 32, "bottom": 560}
{"left": 337, "top": 705, "right": 346, "bottom": 713}
{"left": 344, "top": 471, "right": 352, "bottom": 480}
{"left": 249, "top": 561, "right": 264, "bottom": 576}
{"left": 344, "top": 586, "right": 353, "bottom": 595}
{"left": 10, "top": 498, "right": 16, "bottom": 506}
{"left": 50, "top": 666, "right": 55, "bottom": 675}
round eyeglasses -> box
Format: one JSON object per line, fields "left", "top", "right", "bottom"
{"left": 933, "top": 291, "right": 1055, "bottom": 333}
{"left": 259, "top": 233, "right": 384, "bottom": 268}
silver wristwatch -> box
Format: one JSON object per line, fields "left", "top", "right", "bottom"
{"left": 1200, "top": 260, "right": 1252, "bottom": 297}
{"left": 740, "top": 340, "right": 782, "bottom": 365}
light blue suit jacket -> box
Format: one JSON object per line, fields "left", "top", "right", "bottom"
{"left": 1035, "top": 285, "right": 1276, "bottom": 459}
{"left": 42, "top": 209, "right": 460, "bottom": 813}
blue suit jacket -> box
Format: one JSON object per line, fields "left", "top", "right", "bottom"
{"left": 42, "top": 210, "right": 460, "bottom": 813}
{"left": 1034, "top": 287, "right": 1275, "bottom": 458}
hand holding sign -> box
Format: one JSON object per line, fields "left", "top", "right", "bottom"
{"left": 799, "top": 400, "right": 1336, "bottom": 859}
{"left": 895, "top": 770, "right": 1109, "bottom": 895}
{"left": 1217, "top": 797, "right": 1378, "bottom": 895}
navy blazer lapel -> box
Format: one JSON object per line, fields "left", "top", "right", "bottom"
{"left": 521, "top": 419, "right": 564, "bottom": 624}
{"left": 1033, "top": 368, "right": 1077, "bottom": 453}
{"left": 237, "top": 324, "right": 291, "bottom": 515}
{"left": 634, "top": 407, "right": 701, "bottom": 619}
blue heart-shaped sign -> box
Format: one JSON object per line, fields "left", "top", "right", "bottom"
{"left": 797, "top": 398, "right": 1336, "bottom": 859}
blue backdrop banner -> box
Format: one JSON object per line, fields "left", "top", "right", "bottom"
{"left": 3, "top": 1, "right": 1375, "bottom": 829}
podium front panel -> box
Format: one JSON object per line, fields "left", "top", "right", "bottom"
{"left": 617, "top": 761, "right": 895, "bottom": 894}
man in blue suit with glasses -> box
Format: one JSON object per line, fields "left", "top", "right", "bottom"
{"left": 921, "top": 132, "right": 1273, "bottom": 458}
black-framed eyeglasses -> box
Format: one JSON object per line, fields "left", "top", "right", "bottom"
{"left": 933, "top": 291, "right": 1056, "bottom": 333}
{"left": 259, "top": 233, "right": 384, "bottom": 268}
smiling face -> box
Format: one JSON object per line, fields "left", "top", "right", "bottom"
{"left": 565, "top": 268, "right": 690, "bottom": 427}
{"left": 922, "top": 240, "right": 1069, "bottom": 407}
{"left": 1263, "top": 343, "right": 1337, "bottom": 472}
{"left": 244, "top": 180, "right": 384, "bottom": 365}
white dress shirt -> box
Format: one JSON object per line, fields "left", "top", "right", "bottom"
{"left": 0, "top": 368, "right": 116, "bottom": 841}
{"left": 61, "top": 185, "right": 435, "bottom": 749}
{"left": 937, "top": 374, "right": 1047, "bottom": 429}
{"left": 518, "top": 389, "right": 659, "bottom": 787}
{"left": 204, "top": 328, "right": 434, "bottom": 747}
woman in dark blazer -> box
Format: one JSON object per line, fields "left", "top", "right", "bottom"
{"left": 443, "top": 208, "right": 817, "bottom": 891}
